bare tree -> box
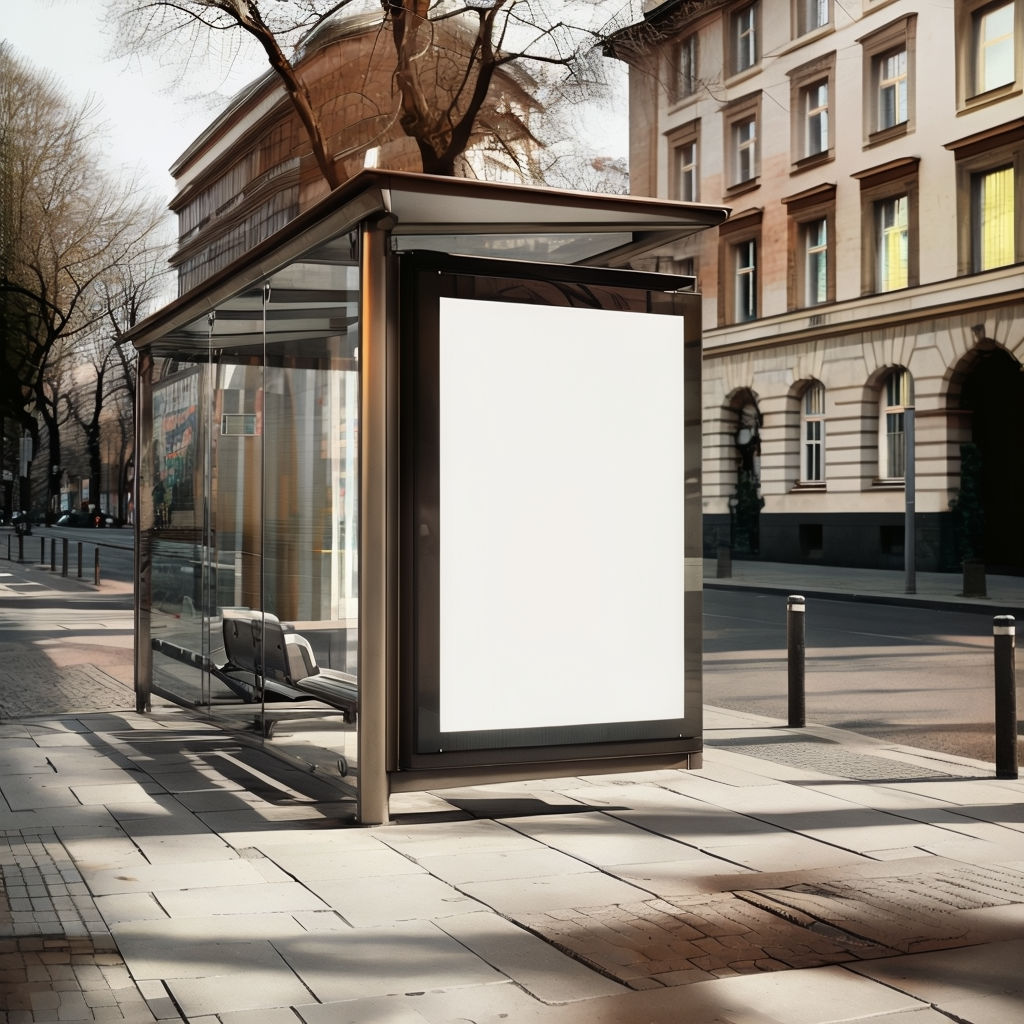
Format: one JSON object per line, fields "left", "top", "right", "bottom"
{"left": 107, "top": 0, "right": 617, "bottom": 182}
{"left": 0, "top": 44, "right": 169, "bottom": 519}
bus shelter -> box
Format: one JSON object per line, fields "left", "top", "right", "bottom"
{"left": 129, "top": 170, "right": 728, "bottom": 825}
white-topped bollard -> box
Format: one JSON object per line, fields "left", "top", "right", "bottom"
{"left": 788, "top": 595, "right": 806, "bottom": 728}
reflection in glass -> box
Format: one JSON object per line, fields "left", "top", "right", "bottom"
{"left": 143, "top": 241, "right": 360, "bottom": 782}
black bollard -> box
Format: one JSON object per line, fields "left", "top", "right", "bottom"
{"left": 788, "top": 594, "right": 806, "bottom": 728}
{"left": 77, "top": 541, "right": 83, "bottom": 578}
{"left": 50, "top": 538, "right": 56, "bottom": 572}
{"left": 18, "top": 532, "right": 23, "bottom": 563}
{"left": 40, "top": 537, "right": 45, "bottom": 564}
{"left": 994, "top": 615, "right": 1018, "bottom": 780}
{"left": 94, "top": 547, "right": 100, "bottom": 586}
{"left": 716, "top": 544, "right": 732, "bottom": 579}
{"left": 61, "top": 537, "right": 68, "bottom": 577}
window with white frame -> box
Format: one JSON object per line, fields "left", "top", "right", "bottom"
{"left": 879, "top": 369, "right": 912, "bottom": 480}
{"left": 735, "top": 117, "right": 757, "bottom": 183}
{"left": 802, "top": 382, "right": 825, "bottom": 482}
{"left": 730, "top": 2, "right": 760, "bottom": 75}
{"left": 718, "top": 210, "right": 762, "bottom": 326}
{"left": 804, "top": 81, "right": 829, "bottom": 156}
{"left": 789, "top": 54, "right": 835, "bottom": 167}
{"left": 975, "top": 1, "right": 1015, "bottom": 93}
{"left": 667, "top": 120, "right": 700, "bottom": 202}
{"left": 856, "top": 161, "right": 919, "bottom": 294}
{"left": 725, "top": 93, "right": 761, "bottom": 191}
{"left": 676, "top": 140, "right": 698, "bottom": 201}
{"left": 796, "top": 0, "right": 830, "bottom": 37}
{"left": 673, "top": 35, "right": 698, "bottom": 101}
{"left": 783, "top": 183, "right": 836, "bottom": 310}
{"left": 859, "top": 16, "right": 916, "bottom": 143}
{"left": 956, "top": 0, "right": 1022, "bottom": 109}
{"left": 947, "top": 122, "right": 1022, "bottom": 275}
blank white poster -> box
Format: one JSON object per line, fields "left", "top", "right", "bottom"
{"left": 438, "top": 297, "right": 686, "bottom": 733}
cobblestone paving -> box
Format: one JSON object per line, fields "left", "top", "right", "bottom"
{"left": 744, "top": 863, "right": 1024, "bottom": 954}
{"left": 0, "top": 833, "right": 154, "bottom": 1022}
{"left": 517, "top": 864, "right": 1024, "bottom": 990}
{"left": 519, "top": 891, "right": 896, "bottom": 990}
{"left": 0, "top": 647, "right": 132, "bottom": 719}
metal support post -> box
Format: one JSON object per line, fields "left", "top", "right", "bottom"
{"left": 77, "top": 541, "right": 82, "bottom": 578}
{"left": 904, "top": 406, "right": 916, "bottom": 594}
{"left": 788, "top": 594, "right": 806, "bottom": 728}
{"left": 994, "top": 615, "right": 1018, "bottom": 780}
{"left": 61, "top": 537, "right": 68, "bottom": 577}
{"left": 39, "top": 537, "right": 44, "bottom": 564}
{"left": 50, "top": 538, "right": 56, "bottom": 572}
{"left": 94, "top": 547, "right": 100, "bottom": 586}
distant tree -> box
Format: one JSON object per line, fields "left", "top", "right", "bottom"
{"left": 0, "top": 44, "right": 168, "bottom": 518}
{"left": 107, "top": 0, "right": 617, "bottom": 181}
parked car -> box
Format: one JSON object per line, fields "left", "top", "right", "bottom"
{"left": 56, "top": 510, "right": 114, "bottom": 528}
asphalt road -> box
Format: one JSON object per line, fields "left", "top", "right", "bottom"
{"left": 15, "top": 525, "right": 135, "bottom": 583}
{"left": 704, "top": 588, "right": 1017, "bottom": 765}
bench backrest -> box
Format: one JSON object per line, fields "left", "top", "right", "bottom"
{"left": 222, "top": 609, "right": 303, "bottom": 684}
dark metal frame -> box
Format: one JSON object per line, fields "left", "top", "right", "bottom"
{"left": 396, "top": 250, "right": 703, "bottom": 773}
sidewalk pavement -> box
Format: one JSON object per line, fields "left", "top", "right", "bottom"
{"left": 2, "top": 553, "right": 1023, "bottom": 1023}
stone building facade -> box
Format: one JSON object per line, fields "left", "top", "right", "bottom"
{"left": 610, "top": 0, "right": 1024, "bottom": 571}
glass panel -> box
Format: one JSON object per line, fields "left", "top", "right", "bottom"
{"left": 735, "top": 119, "right": 756, "bottom": 182}
{"left": 735, "top": 5, "right": 757, "bottom": 72}
{"left": 806, "top": 82, "right": 828, "bottom": 154}
{"left": 677, "top": 141, "right": 697, "bottom": 201}
{"left": 886, "top": 411, "right": 905, "bottom": 478}
{"left": 139, "top": 234, "right": 361, "bottom": 785}
{"left": 976, "top": 165, "right": 1015, "bottom": 270}
{"left": 976, "top": 2, "right": 1014, "bottom": 93}
{"left": 878, "top": 49, "right": 907, "bottom": 129}
{"left": 878, "top": 196, "right": 908, "bottom": 291}
{"left": 735, "top": 239, "right": 757, "bottom": 321}
{"left": 257, "top": 256, "right": 360, "bottom": 776}
{"left": 805, "top": 219, "right": 828, "bottom": 305}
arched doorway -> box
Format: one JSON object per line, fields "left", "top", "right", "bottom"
{"left": 960, "top": 346, "right": 1024, "bottom": 571}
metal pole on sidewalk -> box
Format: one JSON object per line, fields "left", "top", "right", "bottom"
{"left": 18, "top": 532, "right": 23, "bottom": 562}
{"left": 904, "top": 405, "right": 916, "bottom": 594}
{"left": 61, "top": 537, "right": 68, "bottom": 577}
{"left": 50, "top": 538, "right": 55, "bottom": 572}
{"left": 93, "top": 547, "right": 100, "bottom": 586}
{"left": 77, "top": 541, "right": 83, "bottom": 578}
{"left": 39, "top": 537, "right": 44, "bottom": 564}
{"left": 994, "top": 615, "right": 1018, "bottom": 780}
{"left": 788, "top": 594, "right": 806, "bottom": 728}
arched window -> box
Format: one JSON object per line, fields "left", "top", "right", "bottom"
{"left": 879, "top": 368, "right": 912, "bottom": 479}
{"left": 801, "top": 382, "right": 825, "bottom": 482}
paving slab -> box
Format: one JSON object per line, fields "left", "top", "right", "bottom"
{"left": 438, "top": 910, "right": 625, "bottom": 1003}
{"left": 163, "top": 943, "right": 315, "bottom": 1017}
{"left": 307, "top": 872, "right": 484, "bottom": 925}
{"left": 153, "top": 879, "right": 329, "bottom": 918}
{"left": 274, "top": 920, "right": 507, "bottom": 1003}
{"left": 848, "top": 938, "right": 1024, "bottom": 1024}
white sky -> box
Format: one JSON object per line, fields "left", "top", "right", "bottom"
{"left": 2, "top": 2, "right": 266, "bottom": 203}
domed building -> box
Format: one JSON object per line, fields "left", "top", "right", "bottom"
{"left": 170, "top": 4, "right": 541, "bottom": 294}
